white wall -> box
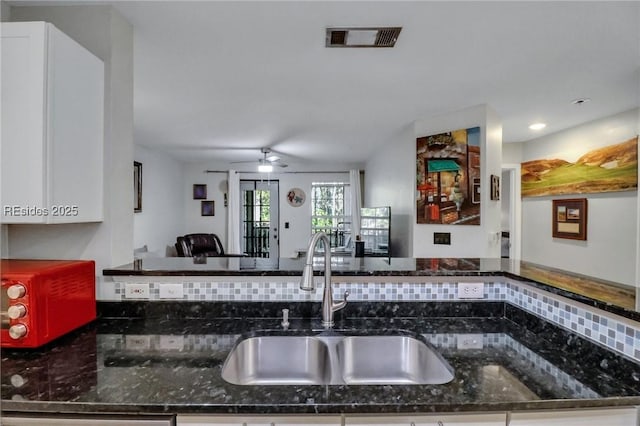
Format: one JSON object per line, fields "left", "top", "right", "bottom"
{"left": 364, "top": 125, "right": 414, "bottom": 257}
{"left": 273, "top": 172, "right": 350, "bottom": 258}
{"left": 182, "top": 162, "right": 352, "bottom": 258}
{"left": 7, "top": 5, "right": 134, "bottom": 271}
{"left": 520, "top": 108, "right": 639, "bottom": 285}
{"left": 503, "top": 142, "right": 523, "bottom": 164}
{"left": 500, "top": 169, "right": 511, "bottom": 232}
{"left": 365, "top": 105, "right": 503, "bottom": 258}
{"left": 1, "top": 1, "right": 11, "bottom": 21}
{"left": 414, "top": 105, "right": 503, "bottom": 257}
{"left": 182, "top": 167, "right": 229, "bottom": 242}
{"left": 133, "top": 145, "right": 185, "bottom": 255}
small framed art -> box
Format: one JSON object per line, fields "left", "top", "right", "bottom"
{"left": 552, "top": 198, "right": 587, "bottom": 240}
{"left": 193, "top": 184, "right": 207, "bottom": 200}
{"left": 201, "top": 200, "right": 215, "bottom": 216}
{"left": 134, "top": 161, "right": 142, "bottom": 213}
{"left": 490, "top": 174, "right": 500, "bottom": 200}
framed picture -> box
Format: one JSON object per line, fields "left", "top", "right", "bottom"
{"left": 134, "top": 161, "right": 142, "bottom": 213}
{"left": 286, "top": 188, "right": 306, "bottom": 207}
{"left": 193, "top": 184, "right": 207, "bottom": 200}
{"left": 490, "top": 174, "right": 500, "bottom": 200}
{"left": 201, "top": 200, "right": 215, "bottom": 216}
{"left": 552, "top": 198, "right": 587, "bottom": 240}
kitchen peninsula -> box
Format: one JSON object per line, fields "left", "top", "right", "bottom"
{"left": 103, "top": 257, "right": 638, "bottom": 319}
{"left": 2, "top": 258, "right": 639, "bottom": 425}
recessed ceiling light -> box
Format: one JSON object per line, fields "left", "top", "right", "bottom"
{"left": 571, "top": 98, "right": 592, "bottom": 105}
{"left": 529, "top": 123, "right": 547, "bottom": 131}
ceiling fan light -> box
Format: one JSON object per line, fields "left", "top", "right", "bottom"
{"left": 258, "top": 164, "right": 273, "bottom": 173}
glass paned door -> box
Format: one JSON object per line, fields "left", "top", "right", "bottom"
{"left": 240, "top": 180, "right": 279, "bottom": 258}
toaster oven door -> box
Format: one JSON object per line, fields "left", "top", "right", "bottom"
{"left": 1, "top": 280, "right": 11, "bottom": 329}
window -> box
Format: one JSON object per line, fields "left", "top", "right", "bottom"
{"left": 311, "top": 182, "right": 351, "bottom": 247}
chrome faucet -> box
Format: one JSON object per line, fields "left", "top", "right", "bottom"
{"left": 300, "top": 232, "right": 349, "bottom": 328}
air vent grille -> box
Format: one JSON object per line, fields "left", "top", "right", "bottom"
{"left": 330, "top": 30, "right": 347, "bottom": 45}
{"left": 376, "top": 28, "right": 401, "bottom": 47}
{"left": 326, "top": 27, "right": 402, "bottom": 48}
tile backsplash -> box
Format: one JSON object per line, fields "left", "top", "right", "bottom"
{"left": 102, "top": 276, "right": 640, "bottom": 363}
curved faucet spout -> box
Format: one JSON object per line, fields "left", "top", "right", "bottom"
{"left": 299, "top": 232, "right": 349, "bottom": 328}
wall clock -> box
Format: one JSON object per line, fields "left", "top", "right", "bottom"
{"left": 286, "top": 188, "right": 306, "bottom": 207}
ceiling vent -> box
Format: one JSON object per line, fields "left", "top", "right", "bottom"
{"left": 326, "top": 27, "right": 402, "bottom": 48}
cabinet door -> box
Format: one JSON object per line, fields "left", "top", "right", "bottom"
{"left": 346, "top": 412, "right": 506, "bottom": 426}
{"left": 1, "top": 22, "right": 48, "bottom": 223}
{"left": 509, "top": 407, "right": 637, "bottom": 426}
{"left": 1, "top": 416, "right": 173, "bottom": 426}
{"left": 1, "top": 22, "right": 104, "bottom": 224}
{"left": 177, "top": 415, "right": 341, "bottom": 426}
{"left": 46, "top": 22, "right": 104, "bottom": 223}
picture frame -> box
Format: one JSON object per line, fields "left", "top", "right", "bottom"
{"left": 134, "top": 161, "right": 142, "bottom": 213}
{"left": 490, "top": 174, "right": 500, "bottom": 200}
{"left": 201, "top": 200, "right": 215, "bottom": 216}
{"left": 552, "top": 198, "right": 587, "bottom": 240}
{"left": 193, "top": 184, "right": 207, "bottom": 200}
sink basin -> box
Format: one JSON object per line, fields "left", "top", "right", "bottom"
{"left": 221, "top": 336, "right": 330, "bottom": 385}
{"left": 336, "top": 335, "right": 454, "bottom": 385}
{"left": 221, "top": 332, "right": 454, "bottom": 386}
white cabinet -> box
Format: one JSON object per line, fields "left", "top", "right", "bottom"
{"left": 1, "top": 21, "right": 104, "bottom": 224}
{"left": 176, "top": 415, "right": 342, "bottom": 426}
{"left": 508, "top": 407, "right": 638, "bottom": 426}
{"left": 345, "top": 413, "right": 506, "bottom": 426}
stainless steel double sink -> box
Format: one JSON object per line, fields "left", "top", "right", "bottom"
{"left": 221, "top": 331, "right": 454, "bottom": 386}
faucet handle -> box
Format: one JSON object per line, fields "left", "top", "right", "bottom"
{"left": 281, "top": 308, "right": 290, "bottom": 330}
{"left": 342, "top": 290, "right": 350, "bottom": 301}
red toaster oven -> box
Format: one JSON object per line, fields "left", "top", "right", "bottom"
{"left": 1, "top": 259, "right": 96, "bottom": 348}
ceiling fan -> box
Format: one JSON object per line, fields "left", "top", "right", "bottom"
{"left": 231, "top": 148, "right": 288, "bottom": 172}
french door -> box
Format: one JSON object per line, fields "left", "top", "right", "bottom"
{"left": 240, "top": 180, "right": 279, "bottom": 258}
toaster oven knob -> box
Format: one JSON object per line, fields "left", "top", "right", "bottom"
{"left": 7, "top": 304, "right": 26, "bottom": 319}
{"left": 7, "top": 284, "right": 26, "bottom": 299}
{"left": 8, "top": 324, "right": 27, "bottom": 339}
{"left": 10, "top": 374, "right": 26, "bottom": 388}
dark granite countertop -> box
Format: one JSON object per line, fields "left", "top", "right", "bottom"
{"left": 104, "top": 257, "right": 639, "bottom": 321}
{"left": 2, "top": 302, "right": 640, "bottom": 416}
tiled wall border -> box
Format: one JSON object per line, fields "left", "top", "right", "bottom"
{"left": 100, "top": 276, "right": 640, "bottom": 362}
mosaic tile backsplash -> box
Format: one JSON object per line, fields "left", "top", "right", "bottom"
{"left": 103, "top": 277, "right": 640, "bottom": 363}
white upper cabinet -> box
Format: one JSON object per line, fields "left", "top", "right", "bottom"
{"left": 1, "top": 21, "right": 104, "bottom": 224}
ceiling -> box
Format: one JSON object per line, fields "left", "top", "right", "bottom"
{"left": 35, "top": 2, "right": 640, "bottom": 165}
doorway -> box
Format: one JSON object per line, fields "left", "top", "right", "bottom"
{"left": 240, "top": 180, "right": 279, "bottom": 258}
{"left": 501, "top": 164, "right": 521, "bottom": 260}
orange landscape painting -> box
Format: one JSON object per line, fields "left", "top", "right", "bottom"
{"left": 521, "top": 137, "right": 638, "bottom": 197}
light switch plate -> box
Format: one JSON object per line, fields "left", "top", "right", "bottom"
{"left": 159, "top": 335, "right": 184, "bottom": 350}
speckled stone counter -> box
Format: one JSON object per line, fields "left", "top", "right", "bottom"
{"left": 2, "top": 302, "right": 639, "bottom": 416}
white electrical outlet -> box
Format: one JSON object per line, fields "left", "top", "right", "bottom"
{"left": 159, "top": 335, "right": 184, "bottom": 351}
{"left": 457, "top": 334, "right": 484, "bottom": 350}
{"left": 159, "top": 283, "right": 184, "bottom": 299}
{"left": 457, "top": 282, "right": 485, "bottom": 299}
{"left": 124, "top": 283, "right": 149, "bottom": 299}
{"left": 125, "top": 335, "right": 151, "bottom": 350}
